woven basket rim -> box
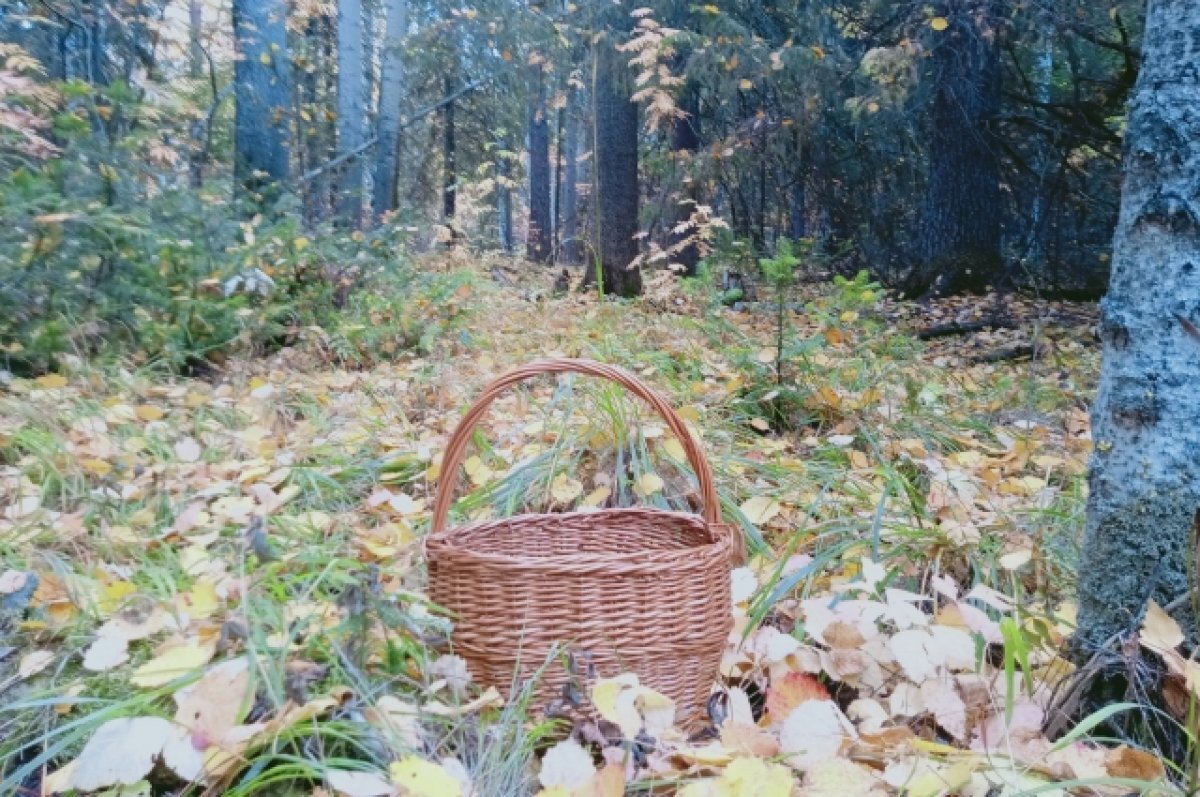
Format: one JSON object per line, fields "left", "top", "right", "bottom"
{"left": 425, "top": 507, "right": 732, "bottom": 570}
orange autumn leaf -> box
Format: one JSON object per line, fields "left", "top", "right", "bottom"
{"left": 765, "top": 672, "right": 830, "bottom": 723}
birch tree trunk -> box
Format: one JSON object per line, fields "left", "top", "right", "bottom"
{"left": 232, "top": 0, "right": 291, "bottom": 207}
{"left": 336, "top": 0, "right": 366, "bottom": 227}
{"left": 1076, "top": 0, "right": 1200, "bottom": 650}
{"left": 372, "top": 0, "right": 407, "bottom": 223}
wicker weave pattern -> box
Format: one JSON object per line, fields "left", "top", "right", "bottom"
{"left": 424, "top": 359, "right": 735, "bottom": 729}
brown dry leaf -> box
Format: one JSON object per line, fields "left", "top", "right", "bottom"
{"left": 1104, "top": 745, "right": 1166, "bottom": 781}
{"left": 720, "top": 722, "right": 780, "bottom": 757}
{"left": 173, "top": 657, "right": 252, "bottom": 746}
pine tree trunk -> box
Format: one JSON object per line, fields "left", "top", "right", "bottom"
{"left": 232, "top": 0, "right": 291, "bottom": 207}
{"left": 915, "top": 0, "right": 1004, "bottom": 296}
{"left": 372, "top": 0, "right": 407, "bottom": 223}
{"left": 497, "top": 140, "right": 514, "bottom": 252}
{"left": 561, "top": 96, "right": 580, "bottom": 264}
{"left": 1075, "top": 0, "right": 1200, "bottom": 650}
{"left": 527, "top": 63, "right": 553, "bottom": 263}
{"left": 588, "top": 36, "right": 642, "bottom": 297}
{"left": 442, "top": 75, "right": 457, "bottom": 236}
{"left": 335, "top": 0, "right": 366, "bottom": 227}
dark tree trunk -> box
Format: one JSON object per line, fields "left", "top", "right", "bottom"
{"left": 561, "top": 96, "right": 581, "bottom": 264}
{"left": 527, "top": 63, "right": 553, "bottom": 263}
{"left": 587, "top": 37, "right": 642, "bottom": 297}
{"left": 1074, "top": 0, "right": 1200, "bottom": 651}
{"left": 300, "top": 16, "right": 333, "bottom": 224}
{"left": 442, "top": 76, "right": 457, "bottom": 235}
{"left": 915, "top": 0, "right": 1005, "bottom": 296}
{"left": 667, "top": 83, "right": 701, "bottom": 276}
{"left": 497, "top": 140, "right": 514, "bottom": 252}
{"left": 232, "top": 0, "right": 292, "bottom": 208}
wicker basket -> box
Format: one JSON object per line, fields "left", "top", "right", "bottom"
{"left": 424, "top": 358, "right": 736, "bottom": 730}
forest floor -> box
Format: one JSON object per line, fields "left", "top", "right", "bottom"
{"left": 1, "top": 260, "right": 1182, "bottom": 796}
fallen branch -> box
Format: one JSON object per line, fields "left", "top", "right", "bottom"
{"left": 970, "top": 343, "right": 1036, "bottom": 364}
{"left": 918, "top": 317, "right": 1017, "bottom": 340}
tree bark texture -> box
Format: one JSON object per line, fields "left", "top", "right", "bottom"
{"left": 527, "top": 62, "right": 552, "bottom": 263}
{"left": 372, "top": 0, "right": 408, "bottom": 222}
{"left": 335, "top": 0, "right": 366, "bottom": 226}
{"left": 1076, "top": 0, "right": 1200, "bottom": 651}
{"left": 442, "top": 76, "right": 457, "bottom": 231}
{"left": 916, "top": 0, "right": 1004, "bottom": 295}
{"left": 232, "top": 0, "right": 292, "bottom": 206}
{"left": 561, "top": 96, "right": 580, "bottom": 264}
{"left": 590, "top": 36, "right": 642, "bottom": 297}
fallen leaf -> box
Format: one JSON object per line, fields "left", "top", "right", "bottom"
{"left": 326, "top": 769, "right": 395, "bottom": 797}
{"left": 633, "top": 472, "right": 664, "bottom": 496}
{"left": 779, "top": 700, "right": 853, "bottom": 768}
{"left": 130, "top": 642, "right": 214, "bottom": 688}
{"left": 739, "top": 495, "right": 780, "bottom": 525}
{"left": 173, "top": 657, "right": 252, "bottom": 744}
{"left": 175, "top": 437, "right": 202, "bottom": 463}
{"left": 65, "top": 717, "right": 195, "bottom": 791}
{"left": 539, "top": 739, "right": 596, "bottom": 790}
{"left": 389, "top": 756, "right": 462, "bottom": 796}
{"left": 83, "top": 634, "right": 130, "bottom": 672}
{"left": 1140, "top": 600, "right": 1184, "bottom": 654}
{"left": 19, "top": 649, "right": 54, "bottom": 678}
{"left": 766, "top": 671, "right": 830, "bottom": 723}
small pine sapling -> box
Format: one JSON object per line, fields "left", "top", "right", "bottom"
{"left": 759, "top": 238, "right": 805, "bottom": 385}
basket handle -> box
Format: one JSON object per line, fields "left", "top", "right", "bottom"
{"left": 430, "top": 358, "right": 721, "bottom": 532}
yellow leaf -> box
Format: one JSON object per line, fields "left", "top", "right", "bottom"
{"left": 130, "top": 643, "right": 215, "bottom": 688}
{"left": 80, "top": 458, "right": 112, "bottom": 477}
{"left": 135, "top": 405, "right": 165, "bottom": 422}
{"left": 35, "top": 373, "right": 68, "bottom": 389}
{"left": 463, "top": 455, "right": 494, "bottom": 487}
{"left": 718, "top": 757, "right": 794, "bottom": 797}
{"left": 179, "top": 579, "right": 220, "bottom": 619}
{"left": 738, "top": 78, "right": 753, "bottom": 90}
{"left": 98, "top": 580, "right": 136, "bottom": 615}
{"left": 749, "top": 417, "right": 770, "bottom": 432}
{"left": 389, "top": 757, "right": 462, "bottom": 797}
{"left": 550, "top": 474, "right": 584, "bottom": 504}
{"left": 739, "top": 495, "right": 780, "bottom": 525}
{"left": 293, "top": 236, "right": 310, "bottom": 251}
{"left": 811, "top": 45, "right": 826, "bottom": 60}
{"left": 661, "top": 438, "right": 687, "bottom": 462}
{"left": 581, "top": 486, "right": 611, "bottom": 508}
{"left": 633, "top": 472, "right": 664, "bottom": 497}
{"left": 259, "top": 52, "right": 271, "bottom": 64}
{"left": 702, "top": 4, "right": 719, "bottom": 13}
{"left": 1141, "top": 600, "right": 1184, "bottom": 654}
{"left": 930, "top": 16, "right": 949, "bottom": 30}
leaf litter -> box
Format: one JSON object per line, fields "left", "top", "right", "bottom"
{"left": 0, "top": 268, "right": 1175, "bottom": 795}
